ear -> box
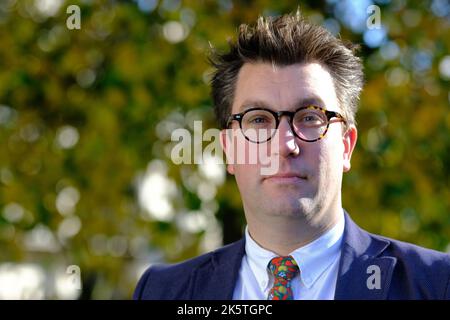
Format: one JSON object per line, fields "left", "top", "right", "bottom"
{"left": 220, "top": 129, "right": 235, "bottom": 175}
{"left": 342, "top": 125, "right": 357, "bottom": 172}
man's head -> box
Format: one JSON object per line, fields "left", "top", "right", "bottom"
{"left": 210, "top": 11, "right": 363, "bottom": 129}
{"left": 210, "top": 12, "right": 362, "bottom": 229}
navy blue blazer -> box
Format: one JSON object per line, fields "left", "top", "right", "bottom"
{"left": 134, "top": 212, "right": 450, "bottom": 299}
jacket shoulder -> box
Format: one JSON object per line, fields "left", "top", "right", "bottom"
{"left": 133, "top": 251, "right": 213, "bottom": 300}
{"left": 374, "top": 233, "right": 450, "bottom": 267}
{"left": 133, "top": 240, "right": 244, "bottom": 300}
{"left": 371, "top": 233, "right": 450, "bottom": 299}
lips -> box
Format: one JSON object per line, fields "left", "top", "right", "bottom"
{"left": 263, "top": 173, "right": 307, "bottom": 181}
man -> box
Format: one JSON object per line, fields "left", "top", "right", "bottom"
{"left": 134, "top": 12, "right": 450, "bottom": 300}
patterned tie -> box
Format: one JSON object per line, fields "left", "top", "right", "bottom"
{"left": 267, "top": 256, "right": 299, "bottom": 300}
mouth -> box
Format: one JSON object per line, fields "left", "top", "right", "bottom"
{"left": 263, "top": 173, "right": 308, "bottom": 183}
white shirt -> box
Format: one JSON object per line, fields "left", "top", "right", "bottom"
{"left": 232, "top": 210, "right": 345, "bottom": 300}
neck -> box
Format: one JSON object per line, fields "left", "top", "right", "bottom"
{"left": 246, "top": 207, "right": 342, "bottom": 256}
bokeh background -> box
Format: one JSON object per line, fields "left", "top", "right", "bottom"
{"left": 0, "top": 0, "right": 449, "bottom": 299}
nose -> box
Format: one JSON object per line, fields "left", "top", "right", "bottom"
{"left": 272, "top": 117, "right": 300, "bottom": 157}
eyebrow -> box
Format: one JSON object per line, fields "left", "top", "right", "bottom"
{"left": 237, "top": 96, "right": 327, "bottom": 113}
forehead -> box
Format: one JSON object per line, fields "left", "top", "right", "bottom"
{"left": 232, "top": 62, "right": 339, "bottom": 113}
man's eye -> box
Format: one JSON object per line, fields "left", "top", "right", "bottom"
{"left": 249, "top": 116, "right": 269, "bottom": 124}
{"left": 301, "top": 114, "right": 321, "bottom": 122}
{"left": 295, "top": 112, "right": 325, "bottom": 127}
{"left": 253, "top": 117, "right": 266, "bottom": 123}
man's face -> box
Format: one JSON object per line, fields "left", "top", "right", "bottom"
{"left": 221, "top": 62, "right": 357, "bottom": 225}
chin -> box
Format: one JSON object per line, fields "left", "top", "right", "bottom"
{"left": 264, "top": 199, "right": 312, "bottom": 218}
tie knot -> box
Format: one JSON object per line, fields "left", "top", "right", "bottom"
{"left": 268, "top": 256, "right": 299, "bottom": 281}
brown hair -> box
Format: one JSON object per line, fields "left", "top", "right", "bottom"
{"left": 209, "top": 11, "right": 364, "bottom": 129}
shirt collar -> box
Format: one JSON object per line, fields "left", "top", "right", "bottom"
{"left": 244, "top": 209, "right": 345, "bottom": 291}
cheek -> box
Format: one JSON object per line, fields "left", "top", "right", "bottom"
{"left": 233, "top": 164, "right": 260, "bottom": 192}
{"left": 228, "top": 134, "right": 267, "bottom": 166}
{"left": 318, "top": 140, "right": 344, "bottom": 178}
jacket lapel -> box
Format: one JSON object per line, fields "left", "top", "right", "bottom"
{"left": 187, "top": 212, "right": 397, "bottom": 299}
{"left": 189, "top": 238, "right": 246, "bottom": 299}
{"left": 334, "top": 212, "right": 397, "bottom": 300}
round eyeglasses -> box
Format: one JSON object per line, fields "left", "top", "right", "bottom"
{"left": 227, "top": 105, "right": 346, "bottom": 143}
